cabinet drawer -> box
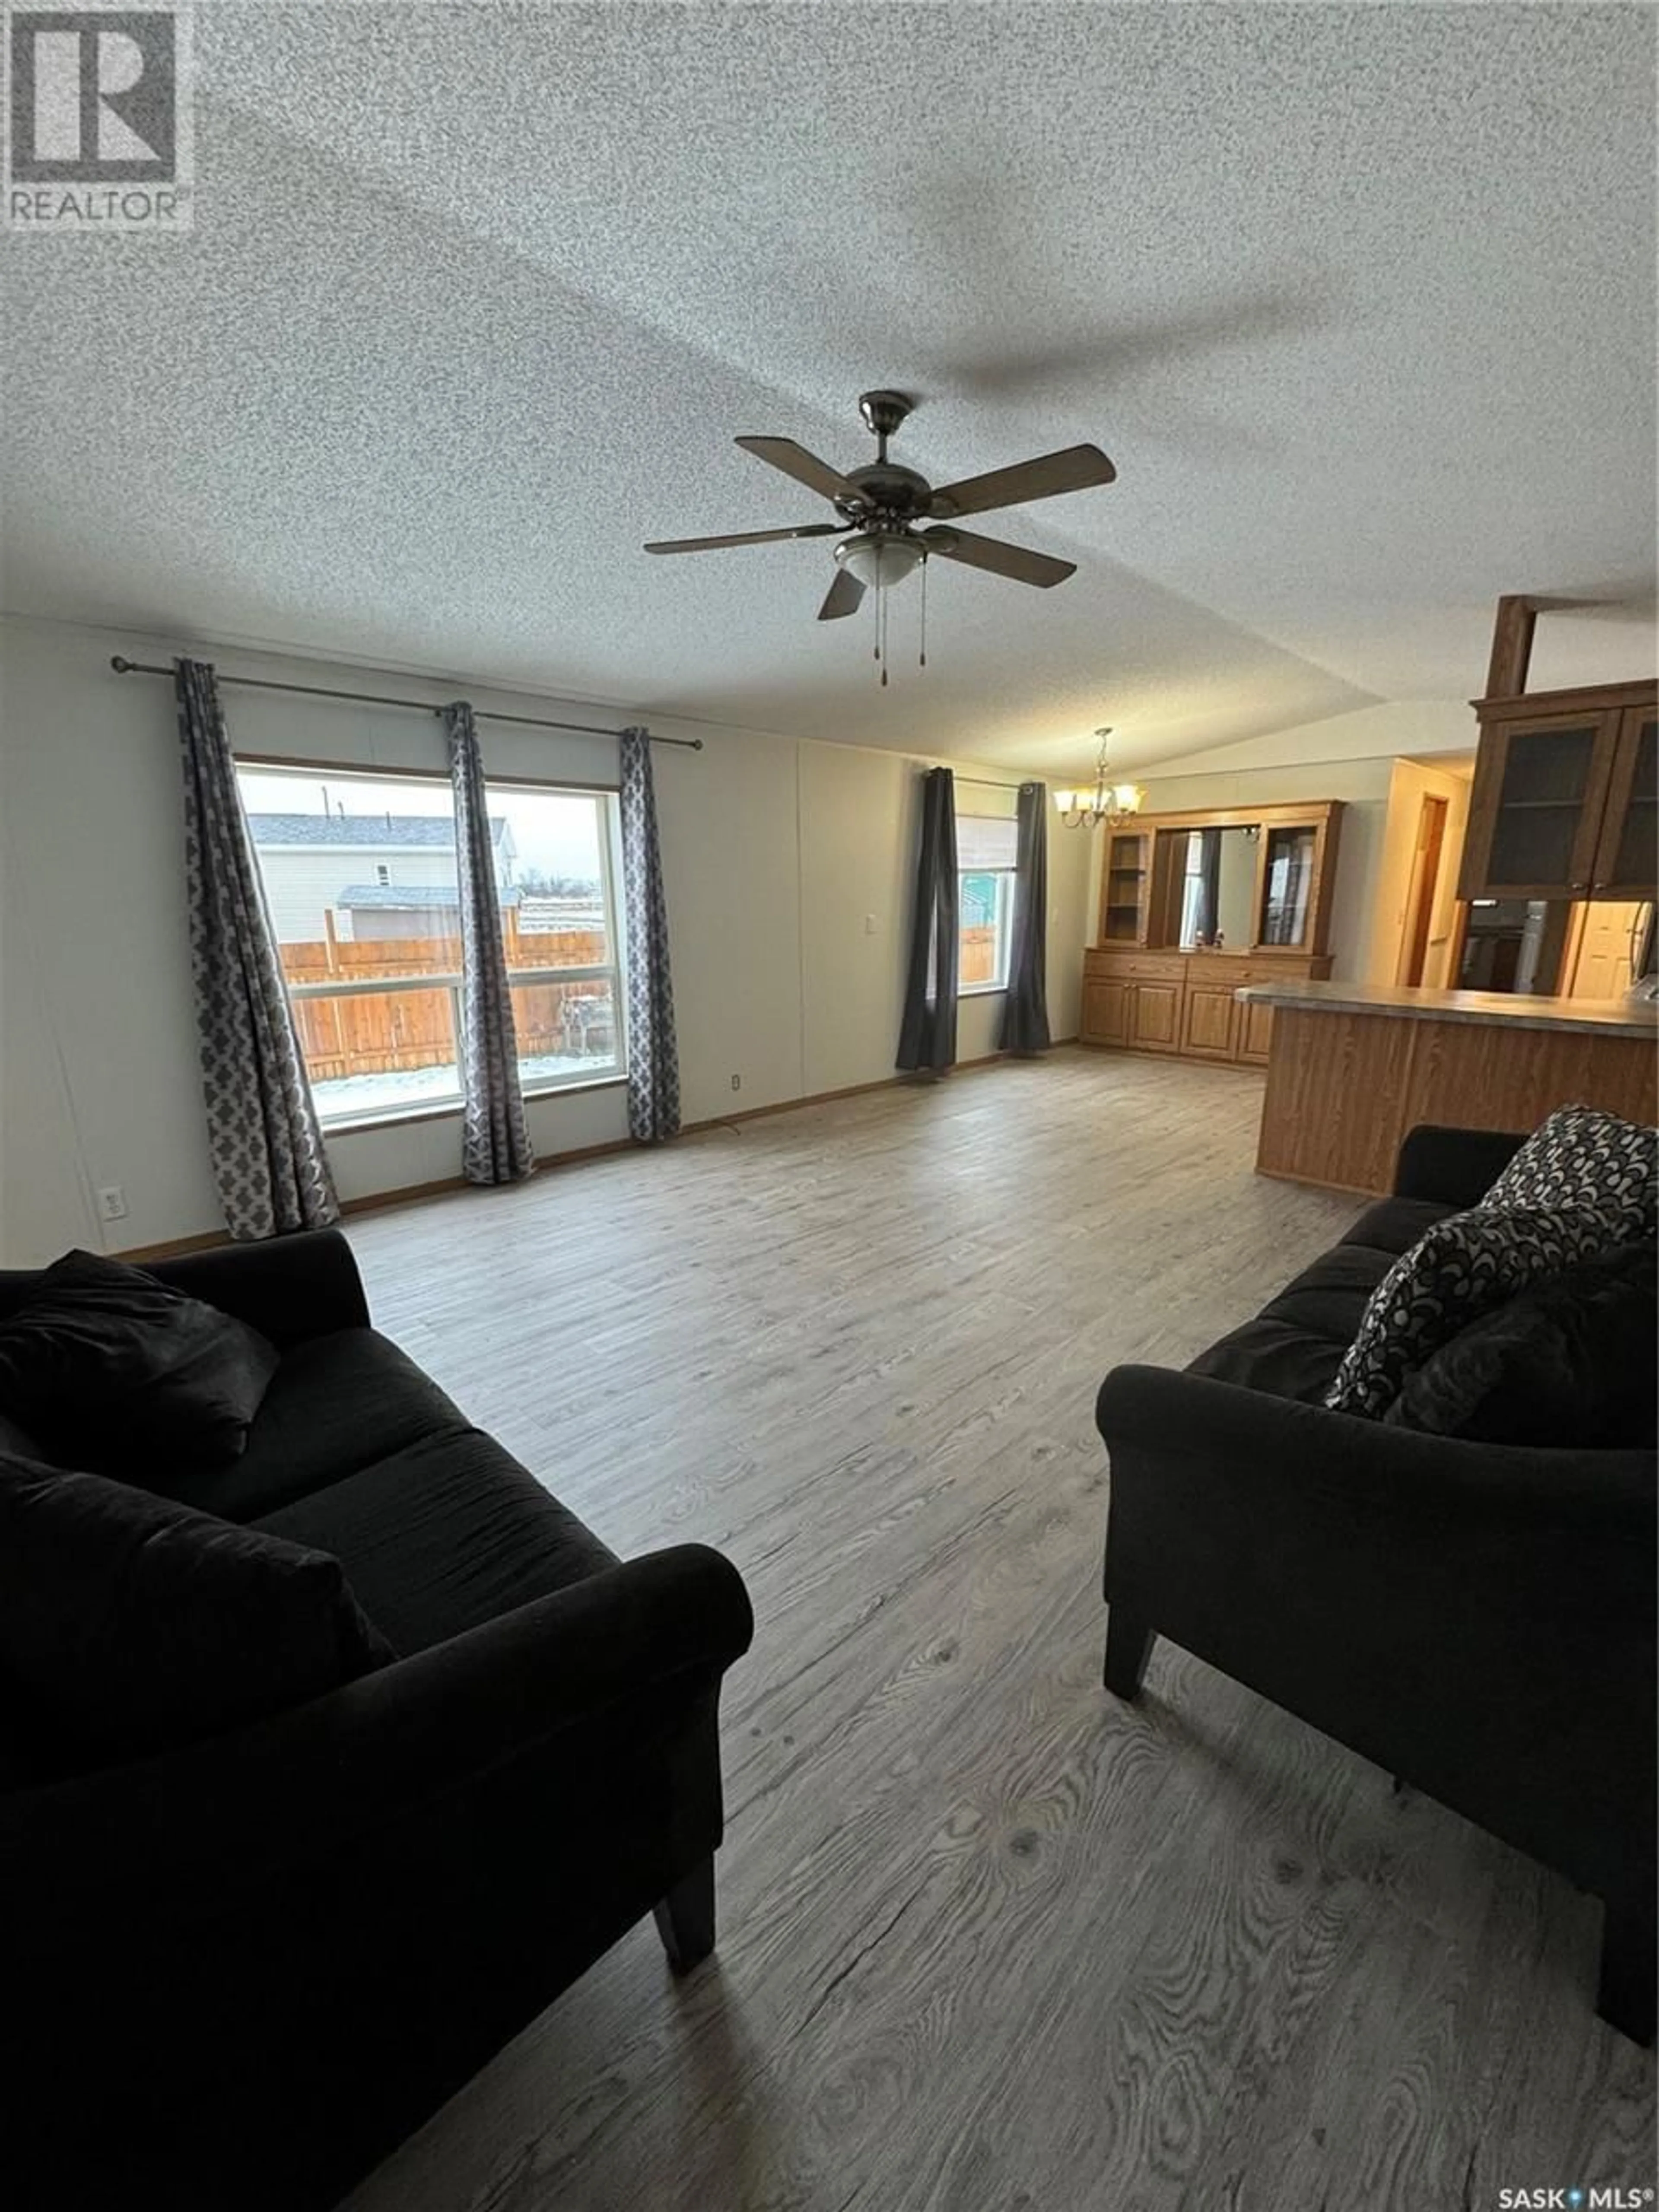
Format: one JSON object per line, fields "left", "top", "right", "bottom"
{"left": 1086, "top": 951, "right": 1187, "bottom": 982}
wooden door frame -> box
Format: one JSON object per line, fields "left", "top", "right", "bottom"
{"left": 1396, "top": 793, "right": 1450, "bottom": 987}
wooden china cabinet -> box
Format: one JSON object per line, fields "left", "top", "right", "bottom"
{"left": 1080, "top": 800, "right": 1343, "bottom": 1068}
{"left": 1458, "top": 597, "right": 1658, "bottom": 904}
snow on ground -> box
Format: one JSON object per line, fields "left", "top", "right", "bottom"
{"left": 315, "top": 1050, "right": 618, "bottom": 1122}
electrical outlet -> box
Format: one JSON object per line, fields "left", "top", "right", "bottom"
{"left": 731, "top": 1073, "right": 742, "bottom": 1091}
{"left": 97, "top": 1184, "right": 129, "bottom": 1223}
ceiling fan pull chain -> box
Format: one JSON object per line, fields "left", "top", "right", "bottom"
{"left": 919, "top": 553, "right": 928, "bottom": 670}
{"left": 880, "top": 583, "right": 889, "bottom": 687}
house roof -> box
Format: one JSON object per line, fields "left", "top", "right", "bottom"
{"left": 337, "top": 882, "right": 520, "bottom": 909}
{"left": 247, "top": 814, "right": 509, "bottom": 850}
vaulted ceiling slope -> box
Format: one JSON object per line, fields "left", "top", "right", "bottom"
{"left": 2, "top": 4, "right": 1653, "bottom": 775}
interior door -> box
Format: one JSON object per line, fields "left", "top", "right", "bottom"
{"left": 1591, "top": 708, "right": 1659, "bottom": 899}
{"left": 1568, "top": 900, "right": 1648, "bottom": 998}
{"left": 1459, "top": 711, "right": 1620, "bottom": 899}
{"left": 1395, "top": 795, "right": 1449, "bottom": 986}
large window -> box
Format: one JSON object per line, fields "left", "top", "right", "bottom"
{"left": 236, "top": 763, "right": 626, "bottom": 1126}
{"left": 956, "top": 796, "right": 1019, "bottom": 993}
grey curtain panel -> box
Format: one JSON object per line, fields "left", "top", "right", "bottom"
{"left": 174, "top": 657, "right": 340, "bottom": 1241}
{"left": 443, "top": 702, "right": 535, "bottom": 1186}
{"left": 897, "top": 766, "right": 960, "bottom": 1073}
{"left": 999, "top": 780, "right": 1051, "bottom": 1055}
{"left": 618, "top": 727, "right": 682, "bottom": 1141}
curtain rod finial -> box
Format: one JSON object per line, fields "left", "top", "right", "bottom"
{"left": 111, "top": 655, "right": 131, "bottom": 672}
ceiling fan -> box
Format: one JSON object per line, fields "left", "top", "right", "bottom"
{"left": 644, "top": 391, "right": 1116, "bottom": 639}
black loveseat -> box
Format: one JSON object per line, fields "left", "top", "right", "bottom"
{"left": 1096, "top": 1125, "right": 1657, "bottom": 2043}
{"left": 0, "top": 1230, "right": 754, "bottom": 2211}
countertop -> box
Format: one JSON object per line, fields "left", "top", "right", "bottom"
{"left": 1233, "top": 978, "right": 1659, "bottom": 1037}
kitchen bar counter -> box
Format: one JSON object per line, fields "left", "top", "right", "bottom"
{"left": 1236, "top": 979, "right": 1657, "bottom": 1196}
{"left": 1236, "top": 977, "right": 1659, "bottom": 1037}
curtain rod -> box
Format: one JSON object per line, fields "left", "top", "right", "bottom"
{"left": 953, "top": 772, "right": 1039, "bottom": 792}
{"left": 109, "top": 657, "right": 704, "bottom": 750}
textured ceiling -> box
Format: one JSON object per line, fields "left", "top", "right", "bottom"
{"left": 3, "top": 3, "right": 1654, "bottom": 777}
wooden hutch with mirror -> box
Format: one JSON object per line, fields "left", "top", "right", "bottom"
{"left": 1081, "top": 801, "right": 1343, "bottom": 1066}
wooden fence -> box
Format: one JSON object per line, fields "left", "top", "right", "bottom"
{"left": 281, "top": 915, "right": 998, "bottom": 1083}
{"left": 280, "top": 922, "right": 613, "bottom": 1081}
{"left": 960, "top": 925, "right": 996, "bottom": 988}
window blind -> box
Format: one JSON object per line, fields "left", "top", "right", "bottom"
{"left": 956, "top": 813, "right": 1019, "bottom": 870}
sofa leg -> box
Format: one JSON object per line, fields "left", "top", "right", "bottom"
{"left": 1597, "top": 1893, "right": 1657, "bottom": 2046}
{"left": 653, "top": 1854, "right": 716, "bottom": 1973}
{"left": 1103, "top": 1606, "right": 1154, "bottom": 1701}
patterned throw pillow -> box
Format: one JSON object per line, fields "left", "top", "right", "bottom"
{"left": 1478, "top": 1104, "right": 1656, "bottom": 1238}
{"left": 1325, "top": 1202, "right": 1631, "bottom": 1420}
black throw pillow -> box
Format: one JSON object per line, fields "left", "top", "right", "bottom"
{"left": 1384, "top": 1241, "right": 1658, "bottom": 1449}
{"left": 0, "top": 1452, "right": 394, "bottom": 1776}
{"left": 0, "top": 1249, "right": 278, "bottom": 1475}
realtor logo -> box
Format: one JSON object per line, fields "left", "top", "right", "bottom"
{"left": 4, "top": 3, "right": 192, "bottom": 231}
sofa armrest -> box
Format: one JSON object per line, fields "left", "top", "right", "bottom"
{"left": 144, "top": 1228, "right": 370, "bottom": 1345}
{"left": 1392, "top": 1123, "right": 1526, "bottom": 1209}
{"left": 5, "top": 1541, "right": 754, "bottom": 1934}
{"left": 1096, "top": 1364, "right": 1656, "bottom": 1901}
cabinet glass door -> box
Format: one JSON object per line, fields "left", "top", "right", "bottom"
{"left": 1481, "top": 721, "right": 1610, "bottom": 895}
{"left": 1258, "top": 826, "right": 1316, "bottom": 947}
{"left": 1597, "top": 712, "right": 1658, "bottom": 897}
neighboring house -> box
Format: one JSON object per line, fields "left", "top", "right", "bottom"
{"left": 245, "top": 813, "right": 515, "bottom": 942}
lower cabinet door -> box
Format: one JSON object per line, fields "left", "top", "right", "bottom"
{"left": 1182, "top": 985, "right": 1238, "bottom": 1058}
{"left": 1131, "top": 981, "right": 1183, "bottom": 1051}
{"left": 1237, "top": 1000, "right": 1275, "bottom": 1065}
{"left": 1082, "top": 978, "right": 1132, "bottom": 1045}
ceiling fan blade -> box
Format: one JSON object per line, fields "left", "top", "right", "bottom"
{"left": 927, "top": 443, "right": 1116, "bottom": 520}
{"left": 921, "top": 527, "right": 1076, "bottom": 589}
{"left": 817, "top": 569, "right": 866, "bottom": 622}
{"left": 735, "top": 435, "right": 859, "bottom": 504}
{"left": 644, "top": 523, "right": 843, "bottom": 555}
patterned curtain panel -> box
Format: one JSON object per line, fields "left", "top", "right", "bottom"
{"left": 443, "top": 703, "right": 534, "bottom": 1185}
{"left": 618, "top": 727, "right": 681, "bottom": 1142}
{"left": 999, "top": 780, "right": 1052, "bottom": 1055}
{"left": 896, "top": 766, "right": 959, "bottom": 1073}
{"left": 173, "top": 658, "right": 339, "bottom": 1240}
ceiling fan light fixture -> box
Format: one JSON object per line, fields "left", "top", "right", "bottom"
{"left": 836, "top": 533, "right": 925, "bottom": 593}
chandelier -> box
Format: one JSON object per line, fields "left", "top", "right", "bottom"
{"left": 1054, "top": 728, "right": 1144, "bottom": 829}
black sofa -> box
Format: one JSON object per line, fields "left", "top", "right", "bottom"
{"left": 0, "top": 1230, "right": 754, "bottom": 2212}
{"left": 1096, "top": 1125, "right": 1657, "bottom": 2044}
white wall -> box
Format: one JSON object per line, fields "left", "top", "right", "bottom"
{"left": 0, "top": 617, "right": 1092, "bottom": 1262}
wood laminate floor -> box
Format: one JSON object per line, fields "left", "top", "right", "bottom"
{"left": 340, "top": 1051, "right": 1656, "bottom": 2212}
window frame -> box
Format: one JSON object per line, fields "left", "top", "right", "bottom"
{"left": 954, "top": 800, "right": 1020, "bottom": 998}
{"left": 957, "top": 864, "right": 1015, "bottom": 997}
{"left": 235, "top": 759, "right": 629, "bottom": 1132}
